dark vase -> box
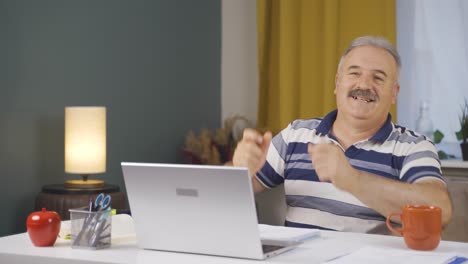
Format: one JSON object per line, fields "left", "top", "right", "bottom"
{"left": 461, "top": 143, "right": 468, "bottom": 161}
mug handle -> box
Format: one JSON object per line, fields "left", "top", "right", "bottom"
{"left": 386, "top": 212, "right": 403, "bottom": 236}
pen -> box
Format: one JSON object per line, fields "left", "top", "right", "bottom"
{"left": 89, "top": 208, "right": 111, "bottom": 247}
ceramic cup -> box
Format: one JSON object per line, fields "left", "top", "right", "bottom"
{"left": 26, "top": 208, "right": 61, "bottom": 247}
{"left": 386, "top": 205, "right": 442, "bottom": 251}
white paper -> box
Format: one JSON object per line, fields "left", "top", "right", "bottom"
{"left": 325, "top": 246, "right": 457, "bottom": 264}
{"left": 110, "top": 214, "right": 136, "bottom": 242}
{"left": 258, "top": 224, "right": 320, "bottom": 242}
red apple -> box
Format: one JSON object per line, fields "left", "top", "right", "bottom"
{"left": 26, "top": 208, "right": 61, "bottom": 247}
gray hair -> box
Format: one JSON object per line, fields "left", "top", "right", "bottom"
{"left": 337, "top": 36, "right": 401, "bottom": 77}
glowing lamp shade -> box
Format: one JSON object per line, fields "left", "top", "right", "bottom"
{"left": 65, "top": 106, "right": 106, "bottom": 188}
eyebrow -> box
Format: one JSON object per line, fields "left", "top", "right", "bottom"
{"left": 346, "top": 65, "right": 388, "bottom": 78}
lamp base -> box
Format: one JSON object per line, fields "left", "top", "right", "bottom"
{"left": 64, "top": 179, "right": 105, "bottom": 189}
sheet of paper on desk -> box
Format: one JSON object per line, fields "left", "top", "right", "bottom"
{"left": 111, "top": 214, "right": 136, "bottom": 240}
{"left": 325, "top": 246, "right": 459, "bottom": 264}
{"left": 258, "top": 224, "right": 320, "bottom": 242}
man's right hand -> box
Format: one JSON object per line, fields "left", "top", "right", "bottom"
{"left": 232, "top": 128, "right": 272, "bottom": 176}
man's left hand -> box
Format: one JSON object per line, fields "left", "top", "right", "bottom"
{"left": 307, "top": 142, "right": 356, "bottom": 191}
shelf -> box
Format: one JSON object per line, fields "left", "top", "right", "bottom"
{"left": 441, "top": 160, "right": 468, "bottom": 169}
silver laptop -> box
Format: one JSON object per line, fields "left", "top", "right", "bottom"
{"left": 121, "top": 162, "right": 301, "bottom": 260}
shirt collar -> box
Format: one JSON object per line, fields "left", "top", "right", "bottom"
{"left": 316, "top": 109, "right": 393, "bottom": 144}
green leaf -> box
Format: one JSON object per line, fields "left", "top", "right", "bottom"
{"left": 437, "top": 150, "right": 456, "bottom": 160}
{"left": 457, "top": 98, "right": 468, "bottom": 142}
{"left": 456, "top": 130, "right": 463, "bottom": 141}
{"left": 433, "top": 130, "right": 444, "bottom": 144}
{"left": 437, "top": 150, "right": 448, "bottom": 160}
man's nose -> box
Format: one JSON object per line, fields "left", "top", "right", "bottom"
{"left": 356, "top": 73, "right": 373, "bottom": 89}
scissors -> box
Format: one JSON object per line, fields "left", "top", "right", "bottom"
{"left": 93, "top": 193, "right": 111, "bottom": 211}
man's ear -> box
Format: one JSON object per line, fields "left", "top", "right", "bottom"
{"left": 392, "top": 82, "right": 400, "bottom": 104}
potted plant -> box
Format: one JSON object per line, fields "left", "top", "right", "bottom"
{"left": 456, "top": 98, "right": 468, "bottom": 161}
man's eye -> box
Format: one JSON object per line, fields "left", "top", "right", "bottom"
{"left": 349, "top": 72, "right": 359, "bottom": 76}
{"left": 374, "top": 76, "right": 384, "bottom": 82}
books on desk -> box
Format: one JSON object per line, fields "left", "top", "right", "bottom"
{"left": 259, "top": 224, "right": 320, "bottom": 242}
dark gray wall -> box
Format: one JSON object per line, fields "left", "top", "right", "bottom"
{"left": 0, "top": 0, "right": 220, "bottom": 236}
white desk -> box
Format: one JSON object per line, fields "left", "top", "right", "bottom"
{"left": 0, "top": 230, "right": 467, "bottom": 264}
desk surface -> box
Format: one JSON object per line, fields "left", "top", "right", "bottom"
{"left": 1, "top": 229, "right": 467, "bottom": 264}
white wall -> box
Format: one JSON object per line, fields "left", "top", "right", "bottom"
{"left": 221, "top": 0, "right": 258, "bottom": 125}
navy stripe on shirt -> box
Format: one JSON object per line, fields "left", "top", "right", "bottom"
{"left": 285, "top": 220, "right": 337, "bottom": 231}
{"left": 286, "top": 195, "right": 385, "bottom": 222}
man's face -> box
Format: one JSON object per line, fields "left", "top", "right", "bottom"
{"left": 335, "top": 45, "right": 400, "bottom": 122}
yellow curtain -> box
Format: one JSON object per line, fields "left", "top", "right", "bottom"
{"left": 257, "top": 0, "right": 396, "bottom": 134}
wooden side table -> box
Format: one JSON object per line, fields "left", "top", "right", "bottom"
{"left": 35, "top": 184, "right": 129, "bottom": 220}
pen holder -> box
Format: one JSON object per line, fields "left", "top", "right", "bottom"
{"left": 69, "top": 207, "right": 112, "bottom": 250}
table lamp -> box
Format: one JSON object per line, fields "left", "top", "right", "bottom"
{"left": 64, "top": 106, "right": 106, "bottom": 189}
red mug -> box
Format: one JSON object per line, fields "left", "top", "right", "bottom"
{"left": 386, "top": 205, "right": 441, "bottom": 250}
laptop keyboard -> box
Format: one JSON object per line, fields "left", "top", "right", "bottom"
{"left": 262, "top": 244, "right": 285, "bottom": 253}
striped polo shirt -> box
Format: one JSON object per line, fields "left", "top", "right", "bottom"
{"left": 255, "top": 110, "right": 444, "bottom": 233}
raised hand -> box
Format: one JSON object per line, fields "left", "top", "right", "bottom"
{"left": 233, "top": 128, "right": 272, "bottom": 176}
{"left": 308, "top": 142, "right": 355, "bottom": 191}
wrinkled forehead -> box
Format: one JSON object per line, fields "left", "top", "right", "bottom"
{"left": 340, "top": 45, "right": 399, "bottom": 78}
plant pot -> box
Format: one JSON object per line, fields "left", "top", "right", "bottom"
{"left": 461, "top": 143, "right": 468, "bottom": 161}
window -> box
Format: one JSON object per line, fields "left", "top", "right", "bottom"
{"left": 397, "top": 0, "right": 468, "bottom": 158}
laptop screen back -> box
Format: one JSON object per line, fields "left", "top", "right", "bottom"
{"left": 121, "top": 162, "right": 265, "bottom": 259}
